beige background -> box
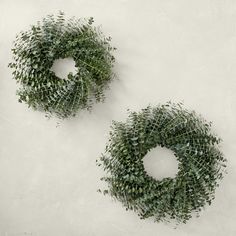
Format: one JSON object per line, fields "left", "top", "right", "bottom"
{"left": 0, "top": 0, "right": 236, "bottom": 235}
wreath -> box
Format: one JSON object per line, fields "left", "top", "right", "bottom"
{"left": 97, "top": 103, "right": 226, "bottom": 223}
{"left": 9, "top": 12, "right": 115, "bottom": 118}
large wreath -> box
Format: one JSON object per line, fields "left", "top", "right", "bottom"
{"left": 98, "top": 103, "right": 226, "bottom": 223}
{"left": 9, "top": 12, "right": 115, "bottom": 118}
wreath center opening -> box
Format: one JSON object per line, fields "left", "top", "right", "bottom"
{"left": 51, "top": 57, "right": 77, "bottom": 80}
{"left": 143, "top": 146, "right": 179, "bottom": 180}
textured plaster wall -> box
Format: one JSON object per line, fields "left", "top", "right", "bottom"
{"left": 0, "top": 0, "right": 236, "bottom": 235}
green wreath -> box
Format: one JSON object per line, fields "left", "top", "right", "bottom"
{"left": 9, "top": 12, "right": 115, "bottom": 118}
{"left": 98, "top": 103, "right": 226, "bottom": 223}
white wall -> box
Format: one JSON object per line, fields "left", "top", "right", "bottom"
{"left": 0, "top": 0, "right": 236, "bottom": 235}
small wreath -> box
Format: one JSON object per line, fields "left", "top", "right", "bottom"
{"left": 9, "top": 12, "right": 115, "bottom": 118}
{"left": 98, "top": 103, "right": 226, "bottom": 223}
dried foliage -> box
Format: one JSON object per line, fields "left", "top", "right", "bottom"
{"left": 98, "top": 103, "right": 226, "bottom": 223}
{"left": 9, "top": 12, "right": 115, "bottom": 118}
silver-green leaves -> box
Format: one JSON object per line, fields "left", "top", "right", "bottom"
{"left": 98, "top": 103, "right": 226, "bottom": 224}
{"left": 9, "top": 12, "right": 115, "bottom": 118}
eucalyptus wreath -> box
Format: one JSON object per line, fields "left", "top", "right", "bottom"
{"left": 97, "top": 103, "right": 226, "bottom": 223}
{"left": 9, "top": 12, "right": 115, "bottom": 118}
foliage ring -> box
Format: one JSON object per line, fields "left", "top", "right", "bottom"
{"left": 9, "top": 12, "right": 115, "bottom": 118}
{"left": 98, "top": 103, "right": 226, "bottom": 223}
